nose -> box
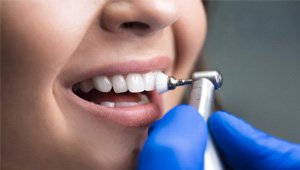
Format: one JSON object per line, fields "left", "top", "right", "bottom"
{"left": 100, "top": 0, "right": 179, "bottom": 35}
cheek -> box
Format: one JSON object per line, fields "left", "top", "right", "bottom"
{"left": 162, "top": 1, "right": 207, "bottom": 111}
{"left": 174, "top": 0, "right": 207, "bottom": 70}
{"left": 2, "top": 1, "right": 100, "bottom": 87}
{"left": 2, "top": 1, "right": 103, "bottom": 143}
{"left": 1, "top": 1, "right": 105, "bottom": 155}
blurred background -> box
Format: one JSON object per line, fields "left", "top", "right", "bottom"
{"left": 203, "top": 1, "right": 300, "bottom": 142}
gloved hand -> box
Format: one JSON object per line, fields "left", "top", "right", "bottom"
{"left": 138, "top": 105, "right": 208, "bottom": 170}
{"left": 209, "top": 111, "right": 300, "bottom": 170}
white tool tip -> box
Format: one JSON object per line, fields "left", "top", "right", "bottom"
{"left": 155, "top": 71, "right": 168, "bottom": 94}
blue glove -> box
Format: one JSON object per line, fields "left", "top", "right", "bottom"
{"left": 209, "top": 111, "right": 300, "bottom": 170}
{"left": 138, "top": 105, "right": 208, "bottom": 170}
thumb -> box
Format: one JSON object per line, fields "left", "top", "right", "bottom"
{"left": 138, "top": 105, "right": 207, "bottom": 170}
{"left": 209, "top": 111, "right": 300, "bottom": 170}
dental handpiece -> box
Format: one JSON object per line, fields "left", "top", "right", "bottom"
{"left": 156, "top": 70, "right": 224, "bottom": 170}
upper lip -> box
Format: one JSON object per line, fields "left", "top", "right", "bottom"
{"left": 65, "top": 56, "right": 171, "bottom": 88}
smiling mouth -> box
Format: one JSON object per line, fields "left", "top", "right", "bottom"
{"left": 60, "top": 57, "right": 171, "bottom": 127}
{"left": 72, "top": 70, "right": 161, "bottom": 108}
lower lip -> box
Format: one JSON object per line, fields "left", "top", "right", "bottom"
{"left": 64, "top": 88, "right": 164, "bottom": 127}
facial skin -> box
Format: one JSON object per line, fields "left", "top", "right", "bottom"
{"left": 1, "top": 0, "right": 206, "bottom": 169}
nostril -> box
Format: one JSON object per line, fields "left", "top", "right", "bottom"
{"left": 121, "top": 21, "right": 150, "bottom": 30}
{"left": 101, "top": 1, "right": 179, "bottom": 34}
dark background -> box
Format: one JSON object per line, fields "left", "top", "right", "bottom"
{"left": 203, "top": 1, "right": 300, "bottom": 142}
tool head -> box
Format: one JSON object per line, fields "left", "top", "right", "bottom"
{"left": 192, "top": 70, "right": 223, "bottom": 90}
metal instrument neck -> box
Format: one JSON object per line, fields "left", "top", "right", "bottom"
{"left": 167, "top": 77, "right": 193, "bottom": 90}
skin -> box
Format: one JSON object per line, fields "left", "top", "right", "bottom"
{"left": 1, "top": 0, "right": 206, "bottom": 169}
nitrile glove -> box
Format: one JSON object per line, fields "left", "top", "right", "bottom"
{"left": 138, "top": 105, "right": 208, "bottom": 170}
{"left": 209, "top": 111, "right": 300, "bottom": 170}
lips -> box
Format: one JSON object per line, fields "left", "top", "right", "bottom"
{"left": 60, "top": 57, "right": 170, "bottom": 127}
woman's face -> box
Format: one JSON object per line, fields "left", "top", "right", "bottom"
{"left": 2, "top": 0, "right": 206, "bottom": 169}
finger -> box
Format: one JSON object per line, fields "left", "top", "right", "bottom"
{"left": 209, "top": 111, "right": 300, "bottom": 170}
{"left": 138, "top": 105, "right": 207, "bottom": 170}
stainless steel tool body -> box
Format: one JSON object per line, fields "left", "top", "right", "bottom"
{"left": 189, "top": 71, "right": 223, "bottom": 170}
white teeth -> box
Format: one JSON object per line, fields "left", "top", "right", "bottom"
{"left": 115, "top": 102, "right": 139, "bottom": 107}
{"left": 111, "top": 75, "right": 128, "bottom": 93}
{"left": 100, "top": 101, "right": 115, "bottom": 107}
{"left": 79, "top": 79, "right": 93, "bottom": 92}
{"left": 142, "top": 72, "right": 155, "bottom": 91}
{"left": 126, "top": 73, "right": 144, "bottom": 93}
{"left": 93, "top": 76, "right": 112, "bottom": 92}
{"left": 77, "top": 72, "right": 158, "bottom": 108}
{"left": 138, "top": 94, "right": 150, "bottom": 105}
{"left": 79, "top": 71, "right": 164, "bottom": 94}
{"left": 99, "top": 94, "right": 150, "bottom": 108}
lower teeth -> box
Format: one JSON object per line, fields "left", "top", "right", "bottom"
{"left": 100, "top": 94, "right": 149, "bottom": 108}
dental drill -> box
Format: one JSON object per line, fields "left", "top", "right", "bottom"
{"left": 156, "top": 70, "right": 224, "bottom": 170}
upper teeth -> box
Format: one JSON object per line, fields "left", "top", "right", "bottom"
{"left": 78, "top": 71, "right": 160, "bottom": 93}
